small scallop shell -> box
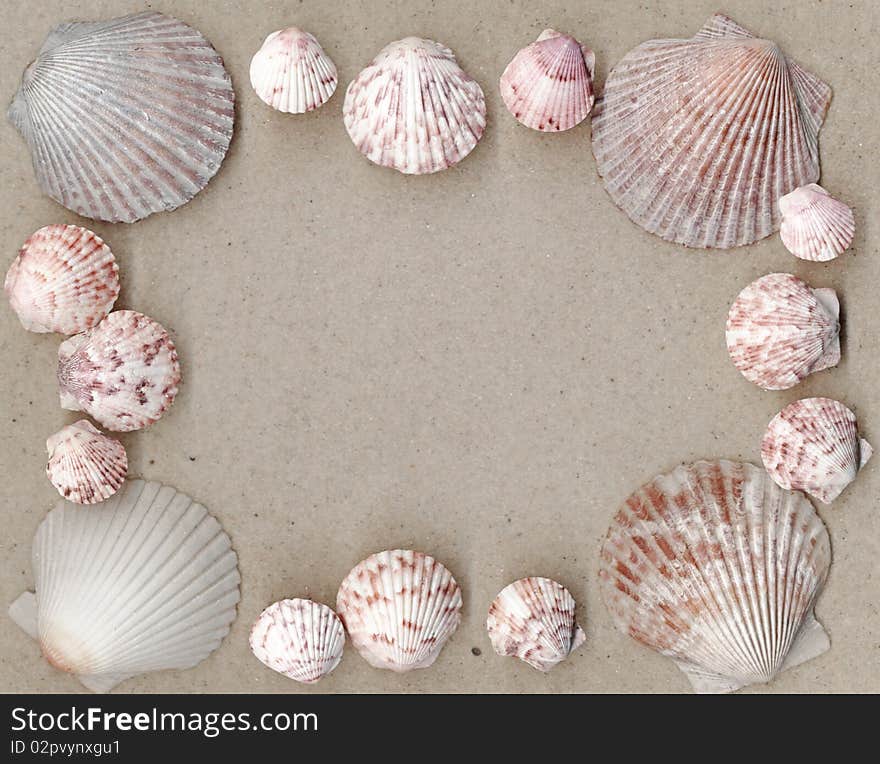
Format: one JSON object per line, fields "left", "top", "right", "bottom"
{"left": 726, "top": 273, "right": 840, "bottom": 390}
{"left": 5, "top": 225, "right": 119, "bottom": 334}
{"left": 249, "top": 27, "right": 337, "bottom": 113}
{"left": 57, "top": 310, "right": 181, "bottom": 432}
{"left": 336, "top": 549, "right": 462, "bottom": 671}
{"left": 779, "top": 184, "right": 855, "bottom": 262}
{"left": 343, "top": 37, "right": 486, "bottom": 174}
{"left": 500, "top": 29, "right": 595, "bottom": 132}
{"left": 762, "top": 398, "right": 872, "bottom": 503}
{"left": 486, "top": 577, "right": 585, "bottom": 671}
{"left": 250, "top": 599, "right": 345, "bottom": 683}
{"left": 46, "top": 420, "right": 127, "bottom": 505}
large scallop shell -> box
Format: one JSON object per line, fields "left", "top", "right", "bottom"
{"left": 500, "top": 29, "right": 595, "bottom": 132}
{"left": 726, "top": 273, "right": 840, "bottom": 391}
{"left": 250, "top": 599, "right": 345, "bottom": 684}
{"left": 779, "top": 184, "right": 855, "bottom": 262}
{"left": 336, "top": 549, "right": 462, "bottom": 671}
{"left": 762, "top": 398, "right": 872, "bottom": 504}
{"left": 57, "top": 310, "right": 181, "bottom": 432}
{"left": 599, "top": 460, "right": 831, "bottom": 693}
{"left": 486, "top": 577, "right": 585, "bottom": 671}
{"left": 250, "top": 27, "right": 337, "bottom": 113}
{"left": 592, "top": 13, "right": 832, "bottom": 248}
{"left": 5, "top": 224, "right": 119, "bottom": 334}
{"left": 343, "top": 38, "right": 486, "bottom": 174}
{"left": 46, "top": 420, "right": 127, "bottom": 505}
{"left": 8, "top": 480, "right": 240, "bottom": 692}
{"left": 8, "top": 11, "right": 235, "bottom": 223}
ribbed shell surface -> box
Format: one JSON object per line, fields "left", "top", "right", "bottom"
{"left": 779, "top": 184, "right": 855, "bottom": 262}
{"left": 45, "top": 420, "right": 127, "bottom": 504}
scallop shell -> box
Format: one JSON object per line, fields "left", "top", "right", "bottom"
{"left": 336, "top": 549, "right": 462, "bottom": 671}
{"left": 779, "top": 184, "right": 855, "bottom": 262}
{"left": 343, "top": 37, "right": 486, "bottom": 174}
{"left": 599, "top": 460, "right": 831, "bottom": 694}
{"left": 5, "top": 225, "right": 119, "bottom": 335}
{"left": 486, "top": 577, "right": 585, "bottom": 671}
{"left": 726, "top": 273, "right": 840, "bottom": 391}
{"left": 46, "top": 420, "right": 127, "bottom": 505}
{"left": 57, "top": 310, "right": 181, "bottom": 432}
{"left": 762, "top": 398, "right": 872, "bottom": 503}
{"left": 250, "top": 27, "right": 337, "bottom": 113}
{"left": 250, "top": 599, "right": 345, "bottom": 683}
{"left": 591, "top": 13, "right": 832, "bottom": 248}
{"left": 8, "top": 480, "right": 240, "bottom": 692}
{"left": 500, "top": 29, "right": 595, "bottom": 132}
{"left": 8, "top": 11, "right": 234, "bottom": 223}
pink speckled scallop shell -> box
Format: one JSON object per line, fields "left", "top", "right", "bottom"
{"left": 336, "top": 549, "right": 462, "bottom": 671}
{"left": 500, "top": 29, "right": 595, "bottom": 132}
{"left": 57, "top": 310, "right": 181, "bottom": 432}
{"left": 779, "top": 184, "right": 855, "bottom": 262}
{"left": 762, "top": 398, "right": 872, "bottom": 503}
{"left": 46, "top": 420, "right": 127, "bottom": 504}
{"left": 726, "top": 273, "right": 840, "bottom": 390}
{"left": 599, "top": 460, "right": 831, "bottom": 693}
{"left": 5, "top": 225, "right": 119, "bottom": 334}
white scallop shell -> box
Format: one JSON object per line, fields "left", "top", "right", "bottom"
{"left": 779, "top": 184, "right": 855, "bottom": 262}
{"left": 57, "top": 310, "right": 181, "bottom": 432}
{"left": 599, "top": 460, "right": 831, "bottom": 693}
{"left": 500, "top": 29, "right": 595, "bottom": 132}
{"left": 250, "top": 599, "right": 345, "bottom": 683}
{"left": 336, "top": 549, "right": 462, "bottom": 671}
{"left": 8, "top": 11, "right": 234, "bottom": 223}
{"left": 726, "top": 273, "right": 840, "bottom": 391}
{"left": 250, "top": 27, "right": 337, "bottom": 113}
{"left": 343, "top": 37, "right": 486, "bottom": 174}
{"left": 762, "top": 398, "right": 872, "bottom": 503}
{"left": 8, "top": 480, "right": 240, "bottom": 692}
{"left": 5, "top": 224, "right": 119, "bottom": 334}
{"left": 46, "top": 420, "right": 127, "bottom": 505}
{"left": 486, "top": 576, "right": 585, "bottom": 671}
{"left": 592, "top": 14, "right": 831, "bottom": 248}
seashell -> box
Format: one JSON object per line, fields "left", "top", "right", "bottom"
{"left": 57, "top": 310, "right": 180, "bottom": 432}
{"left": 250, "top": 27, "right": 337, "bottom": 113}
{"left": 762, "top": 398, "right": 872, "bottom": 503}
{"left": 592, "top": 13, "right": 832, "bottom": 248}
{"left": 779, "top": 184, "right": 855, "bottom": 262}
{"left": 5, "top": 224, "right": 119, "bottom": 335}
{"left": 500, "top": 29, "right": 595, "bottom": 132}
{"left": 486, "top": 576, "right": 585, "bottom": 671}
{"left": 726, "top": 273, "right": 840, "bottom": 391}
{"left": 599, "top": 460, "right": 831, "bottom": 694}
{"left": 9, "top": 11, "right": 234, "bottom": 223}
{"left": 46, "top": 420, "right": 127, "bottom": 505}
{"left": 250, "top": 599, "right": 345, "bottom": 683}
{"left": 343, "top": 38, "right": 486, "bottom": 174}
{"left": 336, "top": 549, "right": 462, "bottom": 671}
{"left": 8, "top": 480, "right": 240, "bottom": 692}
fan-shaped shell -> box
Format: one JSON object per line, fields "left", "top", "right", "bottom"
{"left": 726, "top": 273, "right": 840, "bottom": 391}
{"left": 779, "top": 184, "right": 855, "bottom": 262}
{"left": 500, "top": 29, "right": 595, "bottom": 132}
{"left": 57, "top": 310, "right": 181, "bottom": 432}
{"left": 343, "top": 37, "right": 486, "bottom": 174}
{"left": 250, "top": 27, "right": 337, "bottom": 113}
{"left": 336, "top": 549, "right": 462, "bottom": 671}
{"left": 8, "top": 480, "right": 240, "bottom": 692}
{"left": 762, "top": 398, "right": 872, "bottom": 503}
{"left": 486, "top": 577, "right": 585, "bottom": 671}
{"left": 250, "top": 599, "right": 345, "bottom": 683}
{"left": 591, "top": 13, "right": 831, "bottom": 248}
{"left": 8, "top": 11, "right": 234, "bottom": 223}
{"left": 46, "top": 420, "right": 127, "bottom": 504}
{"left": 598, "top": 460, "right": 831, "bottom": 693}
{"left": 5, "top": 224, "right": 119, "bottom": 334}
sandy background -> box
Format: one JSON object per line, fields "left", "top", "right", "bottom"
{"left": 0, "top": 0, "right": 877, "bottom": 693}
